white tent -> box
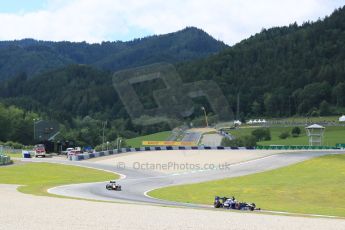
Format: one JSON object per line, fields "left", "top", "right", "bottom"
{"left": 306, "top": 124, "right": 325, "bottom": 129}
{"left": 339, "top": 115, "right": 345, "bottom": 122}
{"left": 234, "top": 120, "right": 242, "bottom": 125}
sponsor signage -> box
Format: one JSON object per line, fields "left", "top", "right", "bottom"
{"left": 142, "top": 141, "right": 196, "bottom": 146}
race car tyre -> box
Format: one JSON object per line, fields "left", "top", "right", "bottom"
{"left": 214, "top": 201, "right": 221, "bottom": 208}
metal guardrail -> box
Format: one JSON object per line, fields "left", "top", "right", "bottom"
{"left": 218, "top": 130, "right": 234, "bottom": 140}
{"left": 256, "top": 145, "right": 340, "bottom": 150}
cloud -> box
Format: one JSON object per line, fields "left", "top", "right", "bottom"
{"left": 0, "top": 0, "right": 343, "bottom": 44}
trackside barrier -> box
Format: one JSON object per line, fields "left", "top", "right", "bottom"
{"left": 336, "top": 144, "right": 345, "bottom": 149}
{"left": 256, "top": 145, "right": 339, "bottom": 150}
{"left": 68, "top": 146, "right": 255, "bottom": 161}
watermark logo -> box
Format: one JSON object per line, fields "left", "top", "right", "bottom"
{"left": 112, "top": 63, "right": 233, "bottom": 127}
{"left": 115, "top": 161, "right": 232, "bottom": 171}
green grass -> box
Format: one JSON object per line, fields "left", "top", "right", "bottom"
{"left": 228, "top": 126, "right": 345, "bottom": 146}
{"left": 0, "top": 162, "right": 117, "bottom": 196}
{"left": 127, "top": 131, "right": 172, "bottom": 148}
{"left": 149, "top": 154, "right": 345, "bottom": 217}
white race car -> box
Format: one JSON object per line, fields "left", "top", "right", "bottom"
{"left": 106, "top": 181, "right": 122, "bottom": 191}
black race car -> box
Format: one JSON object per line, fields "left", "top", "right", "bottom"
{"left": 106, "top": 180, "right": 122, "bottom": 191}
{"left": 214, "top": 196, "right": 260, "bottom": 211}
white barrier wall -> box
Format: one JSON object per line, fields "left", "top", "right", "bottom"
{"left": 68, "top": 146, "right": 254, "bottom": 161}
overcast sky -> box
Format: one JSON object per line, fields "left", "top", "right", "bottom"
{"left": 0, "top": 0, "right": 344, "bottom": 45}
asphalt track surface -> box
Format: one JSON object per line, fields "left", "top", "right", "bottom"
{"left": 23, "top": 151, "right": 343, "bottom": 210}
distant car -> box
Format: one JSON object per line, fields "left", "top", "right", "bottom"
{"left": 34, "top": 144, "right": 46, "bottom": 158}
{"left": 74, "top": 147, "right": 82, "bottom": 151}
{"left": 65, "top": 147, "right": 74, "bottom": 154}
{"left": 60, "top": 147, "right": 74, "bottom": 155}
{"left": 106, "top": 180, "right": 122, "bottom": 191}
{"left": 67, "top": 149, "right": 82, "bottom": 157}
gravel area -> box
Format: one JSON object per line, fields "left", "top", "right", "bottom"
{"left": 1, "top": 184, "right": 344, "bottom": 230}
{"left": 90, "top": 150, "right": 296, "bottom": 173}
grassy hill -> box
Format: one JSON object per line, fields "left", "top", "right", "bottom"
{"left": 149, "top": 154, "right": 345, "bottom": 217}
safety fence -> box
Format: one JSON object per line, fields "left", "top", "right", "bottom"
{"left": 0, "top": 146, "right": 22, "bottom": 154}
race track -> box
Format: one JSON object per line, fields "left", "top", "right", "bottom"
{"left": 25, "top": 151, "right": 340, "bottom": 210}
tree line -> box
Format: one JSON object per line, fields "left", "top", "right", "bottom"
{"left": 1, "top": 7, "right": 345, "bottom": 146}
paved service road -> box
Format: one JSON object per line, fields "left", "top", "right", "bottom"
{"left": 25, "top": 151, "right": 343, "bottom": 210}
{"left": 181, "top": 131, "right": 201, "bottom": 143}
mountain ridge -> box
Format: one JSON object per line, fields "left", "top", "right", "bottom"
{"left": 0, "top": 27, "right": 226, "bottom": 81}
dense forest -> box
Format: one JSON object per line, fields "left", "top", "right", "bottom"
{"left": 178, "top": 6, "right": 345, "bottom": 118}
{"left": 0, "top": 6, "right": 345, "bottom": 146}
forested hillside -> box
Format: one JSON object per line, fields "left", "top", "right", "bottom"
{"left": 1, "top": 7, "right": 345, "bottom": 146}
{"left": 0, "top": 27, "right": 226, "bottom": 145}
{"left": 178, "top": 6, "right": 345, "bottom": 117}
{"left": 0, "top": 27, "right": 226, "bottom": 81}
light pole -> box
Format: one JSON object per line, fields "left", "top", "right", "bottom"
{"left": 201, "top": 106, "right": 208, "bottom": 127}
{"left": 102, "top": 121, "right": 107, "bottom": 151}
{"left": 117, "top": 137, "right": 122, "bottom": 150}
{"left": 33, "top": 118, "right": 40, "bottom": 142}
